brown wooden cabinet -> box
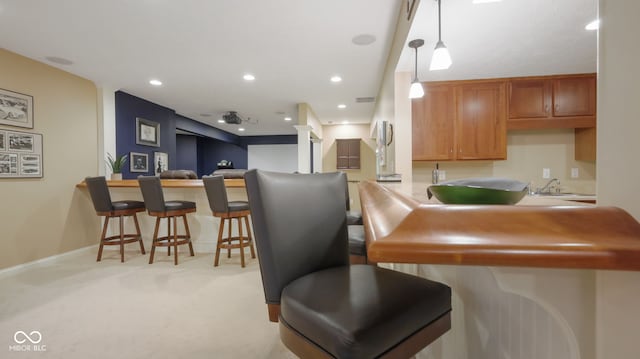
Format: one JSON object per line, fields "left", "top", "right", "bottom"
{"left": 336, "top": 139, "right": 360, "bottom": 169}
{"left": 456, "top": 82, "right": 507, "bottom": 160}
{"left": 412, "top": 84, "right": 455, "bottom": 160}
{"left": 575, "top": 127, "right": 596, "bottom": 161}
{"left": 507, "top": 74, "right": 596, "bottom": 129}
{"left": 411, "top": 81, "right": 507, "bottom": 161}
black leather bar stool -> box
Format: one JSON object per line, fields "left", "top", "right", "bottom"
{"left": 85, "top": 176, "right": 146, "bottom": 262}
{"left": 202, "top": 175, "right": 256, "bottom": 268}
{"left": 343, "top": 174, "right": 363, "bottom": 225}
{"left": 245, "top": 169, "right": 452, "bottom": 358}
{"left": 137, "top": 176, "right": 196, "bottom": 265}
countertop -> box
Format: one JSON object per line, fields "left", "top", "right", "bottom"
{"left": 76, "top": 178, "right": 245, "bottom": 188}
{"left": 359, "top": 180, "right": 640, "bottom": 271}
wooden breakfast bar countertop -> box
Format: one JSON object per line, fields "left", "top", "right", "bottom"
{"left": 75, "top": 178, "right": 245, "bottom": 188}
{"left": 359, "top": 180, "right": 640, "bottom": 271}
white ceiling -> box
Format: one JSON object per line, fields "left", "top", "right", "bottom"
{"left": 0, "top": 0, "right": 401, "bottom": 136}
{"left": 397, "top": 0, "right": 597, "bottom": 82}
{"left": 0, "top": 0, "right": 598, "bottom": 138}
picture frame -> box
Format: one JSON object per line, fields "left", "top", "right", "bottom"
{"left": 130, "top": 152, "right": 149, "bottom": 173}
{"left": 0, "top": 88, "right": 34, "bottom": 129}
{"left": 136, "top": 117, "right": 160, "bottom": 147}
{"left": 154, "top": 151, "right": 168, "bottom": 176}
{"left": 0, "top": 130, "right": 43, "bottom": 178}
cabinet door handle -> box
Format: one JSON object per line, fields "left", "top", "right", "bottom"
{"left": 554, "top": 104, "right": 559, "bottom": 112}
{"left": 545, "top": 105, "right": 549, "bottom": 113}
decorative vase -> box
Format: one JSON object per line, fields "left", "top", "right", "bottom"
{"left": 110, "top": 173, "right": 123, "bottom": 181}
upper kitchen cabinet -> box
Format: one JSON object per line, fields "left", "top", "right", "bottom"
{"left": 456, "top": 81, "right": 507, "bottom": 160}
{"left": 336, "top": 138, "right": 361, "bottom": 169}
{"left": 507, "top": 74, "right": 596, "bottom": 129}
{"left": 412, "top": 84, "right": 456, "bottom": 161}
{"left": 412, "top": 80, "right": 507, "bottom": 161}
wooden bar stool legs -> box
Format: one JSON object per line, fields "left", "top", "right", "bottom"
{"left": 213, "top": 210, "right": 256, "bottom": 268}
{"left": 148, "top": 210, "right": 195, "bottom": 265}
{"left": 86, "top": 176, "right": 146, "bottom": 263}
{"left": 96, "top": 210, "right": 146, "bottom": 263}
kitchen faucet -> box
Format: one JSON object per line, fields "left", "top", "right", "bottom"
{"left": 536, "top": 178, "right": 561, "bottom": 194}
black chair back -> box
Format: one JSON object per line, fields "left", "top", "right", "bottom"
{"left": 137, "top": 176, "right": 166, "bottom": 212}
{"left": 202, "top": 175, "right": 229, "bottom": 213}
{"left": 85, "top": 176, "right": 113, "bottom": 213}
{"left": 244, "top": 169, "right": 349, "bottom": 305}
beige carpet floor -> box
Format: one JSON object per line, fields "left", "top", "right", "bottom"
{"left": 0, "top": 247, "right": 296, "bottom": 359}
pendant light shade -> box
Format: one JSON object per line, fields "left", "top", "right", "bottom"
{"left": 430, "top": 0, "right": 452, "bottom": 71}
{"left": 429, "top": 41, "right": 452, "bottom": 70}
{"left": 409, "top": 81, "right": 425, "bottom": 99}
{"left": 408, "top": 39, "right": 425, "bottom": 99}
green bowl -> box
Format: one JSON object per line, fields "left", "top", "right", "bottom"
{"left": 427, "top": 178, "right": 528, "bottom": 205}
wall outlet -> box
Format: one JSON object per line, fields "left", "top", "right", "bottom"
{"left": 571, "top": 168, "right": 579, "bottom": 178}
{"left": 543, "top": 168, "right": 551, "bottom": 179}
{"left": 438, "top": 170, "right": 446, "bottom": 181}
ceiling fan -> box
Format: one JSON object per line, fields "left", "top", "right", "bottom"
{"left": 222, "top": 111, "right": 258, "bottom": 125}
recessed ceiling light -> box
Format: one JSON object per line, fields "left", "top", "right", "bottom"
{"left": 238, "top": 128, "right": 245, "bottom": 131}
{"left": 342, "top": 121, "right": 349, "bottom": 125}
{"left": 45, "top": 56, "right": 73, "bottom": 65}
{"left": 218, "top": 119, "right": 225, "bottom": 123}
{"left": 331, "top": 76, "right": 342, "bottom": 83}
{"left": 352, "top": 34, "right": 376, "bottom": 46}
{"left": 284, "top": 117, "right": 292, "bottom": 121}
{"left": 585, "top": 19, "right": 600, "bottom": 30}
{"left": 149, "top": 79, "right": 162, "bottom": 86}
{"left": 338, "top": 104, "right": 347, "bottom": 109}
{"left": 243, "top": 74, "right": 255, "bottom": 81}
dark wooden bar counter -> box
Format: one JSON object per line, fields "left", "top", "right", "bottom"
{"left": 359, "top": 180, "right": 640, "bottom": 271}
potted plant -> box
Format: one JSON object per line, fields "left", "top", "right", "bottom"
{"left": 106, "top": 153, "right": 127, "bottom": 180}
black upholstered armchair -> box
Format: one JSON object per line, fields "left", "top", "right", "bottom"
{"left": 245, "top": 169, "right": 452, "bottom": 358}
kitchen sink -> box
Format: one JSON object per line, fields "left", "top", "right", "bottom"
{"left": 532, "top": 192, "right": 595, "bottom": 197}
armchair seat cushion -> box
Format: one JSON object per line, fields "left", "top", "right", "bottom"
{"left": 112, "top": 200, "right": 145, "bottom": 211}
{"left": 347, "top": 210, "right": 363, "bottom": 225}
{"left": 348, "top": 225, "right": 366, "bottom": 256}
{"left": 280, "top": 265, "right": 451, "bottom": 359}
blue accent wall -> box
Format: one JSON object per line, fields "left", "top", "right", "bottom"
{"left": 115, "top": 91, "right": 299, "bottom": 179}
{"left": 197, "top": 137, "right": 247, "bottom": 178}
{"left": 115, "top": 92, "right": 176, "bottom": 179}
{"left": 175, "top": 134, "right": 198, "bottom": 172}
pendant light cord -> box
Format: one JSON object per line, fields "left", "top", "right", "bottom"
{"left": 414, "top": 46, "right": 418, "bottom": 81}
{"left": 437, "top": 0, "right": 442, "bottom": 42}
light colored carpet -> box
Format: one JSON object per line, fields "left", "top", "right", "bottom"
{"left": 0, "top": 247, "right": 296, "bottom": 359}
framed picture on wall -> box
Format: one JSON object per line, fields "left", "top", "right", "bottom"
{"left": 0, "top": 88, "right": 34, "bottom": 129}
{"left": 0, "top": 130, "right": 43, "bottom": 178}
{"left": 130, "top": 152, "right": 148, "bottom": 173}
{"left": 154, "top": 151, "right": 168, "bottom": 176}
{"left": 135, "top": 117, "right": 160, "bottom": 147}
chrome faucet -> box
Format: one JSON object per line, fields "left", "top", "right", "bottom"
{"left": 536, "top": 178, "right": 561, "bottom": 194}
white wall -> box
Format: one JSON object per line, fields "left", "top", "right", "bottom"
{"left": 247, "top": 144, "right": 297, "bottom": 173}
{"left": 595, "top": 1, "right": 640, "bottom": 358}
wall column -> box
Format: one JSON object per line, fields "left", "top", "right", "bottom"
{"left": 96, "top": 86, "right": 116, "bottom": 176}
{"left": 311, "top": 137, "right": 323, "bottom": 173}
{"left": 294, "top": 125, "right": 313, "bottom": 173}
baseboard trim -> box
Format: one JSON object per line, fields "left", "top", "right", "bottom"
{"left": 0, "top": 245, "right": 96, "bottom": 278}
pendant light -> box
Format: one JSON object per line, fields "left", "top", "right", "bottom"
{"left": 408, "top": 39, "right": 425, "bottom": 99}
{"left": 430, "top": 0, "right": 452, "bottom": 71}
